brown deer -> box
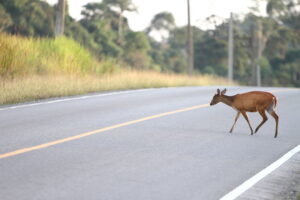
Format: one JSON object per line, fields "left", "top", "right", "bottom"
{"left": 210, "top": 89, "right": 279, "bottom": 138}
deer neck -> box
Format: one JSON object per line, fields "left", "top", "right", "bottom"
{"left": 220, "top": 95, "right": 235, "bottom": 107}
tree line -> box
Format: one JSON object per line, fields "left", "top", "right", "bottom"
{"left": 0, "top": 0, "right": 299, "bottom": 87}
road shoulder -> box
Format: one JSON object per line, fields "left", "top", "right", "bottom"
{"left": 239, "top": 150, "right": 300, "bottom": 200}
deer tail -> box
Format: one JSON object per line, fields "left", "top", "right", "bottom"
{"left": 273, "top": 96, "right": 277, "bottom": 108}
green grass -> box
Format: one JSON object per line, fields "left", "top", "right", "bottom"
{"left": 0, "top": 33, "right": 118, "bottom": 77}
{"left": 0, "top": 33, "right": 234, "bottom": 105}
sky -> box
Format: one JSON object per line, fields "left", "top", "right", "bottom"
{"left": 46, "top": 0, "right": 266, "bottom": 31}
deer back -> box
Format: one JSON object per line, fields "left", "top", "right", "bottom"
{"left": 232, "top": 91, "right": 275, "bottom": 112}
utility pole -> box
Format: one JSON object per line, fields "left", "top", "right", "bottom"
{"left": 250, "top": 19, "right": 256, "bottom": 86}
{"left": 256, "top": 20, "right": 262, "bottom": 87}
{"left": 55, "top": 0, "right": 66, "bottom": 37}
{"left": 250, "top": 17, "right": 262, "bottom": 86}
{"left": 228, "top": 12, "right": 234, "bottom": 81}
{"left": 187, "top": 0, "right": 194, "bottom": 76}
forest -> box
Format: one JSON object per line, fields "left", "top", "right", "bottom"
{"left": 0, "top": 0, "right": 299, "bottom": 87}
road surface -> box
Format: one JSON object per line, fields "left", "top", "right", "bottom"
{"left": 0, "top": 86, "right": 299, "bottom": 200}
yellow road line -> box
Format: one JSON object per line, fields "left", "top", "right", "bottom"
{"left": 0, "top": 103, "right": 210, "bottom": 159}
{"left": 1, "top": 88, "right": 296, "bottom": 160}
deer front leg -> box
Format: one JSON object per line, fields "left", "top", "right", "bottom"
{"left": 255, "top": 110, "right": 268, "bottom": 133}
{"left": 229, "top": 111, "right": 240, "bottom": 133}
{"left": 241, "top": 111, "right": 254, "bottom": 135}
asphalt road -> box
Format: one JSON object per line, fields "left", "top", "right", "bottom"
{"left": 0, "top": 86, "right": 299, "bottom": 200}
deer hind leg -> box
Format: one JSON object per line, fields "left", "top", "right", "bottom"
{"left": 267, "top": 101, "right": 279, "bottom": 138}
{"left": 255, "top": 110, "right": 268, "bottom": 133}
{"left": 229, "top": 111, "right": 240, "bottom": 133}
{"left": 241, "top": 111, "right": 254, "bottom": 135}
{"left": 267, "top": 109, "right": 279, "bottom": 138}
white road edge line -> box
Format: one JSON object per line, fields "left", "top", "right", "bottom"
{"left": 0, "top": 88, "right": 155, "bottom": 111}
{"left": 220, "top": 144, "right": 300, "bottom": 200}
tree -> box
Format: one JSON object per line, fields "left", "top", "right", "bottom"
{"left": 123, "top": 31, "right": 151, "bottom": 69}
{"left": 0, "top": 0, "right": 55, "bottom": 36}
{"left": 194, "top": 30, "right": 227, "bottom": 76}
{"left": 102, "top": 0, "right": 137, "bottom": 44}
{"left": 81, "top": 2, "right": 119, "bottom": 29}
{"left": 80, "top": 2, "right": 122, "bottom": 57}
{"left": 264, "top": 0, "right": 300, "bottom": 86}
{"left": 147, "top": 12, "right": 175, "bottom": 41}
{"left": 0, "top": 4, "right": 12, "bottom": 31}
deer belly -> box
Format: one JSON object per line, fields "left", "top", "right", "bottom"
{"left": 235, "top": 105, "right": 257, "bottom": 112}
{"left": 246, "top": 108, "right": 257, "bottom": 112}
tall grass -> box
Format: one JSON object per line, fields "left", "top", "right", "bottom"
{"left": 0, "top": 33, "right": 234, "bottom": 105}
{"left": 0, "top": 33, "right": 118, "bottom": 77}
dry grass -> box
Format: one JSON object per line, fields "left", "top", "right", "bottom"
{"left": 0, "top": 70, "right": 234, "bottom": 105}
{"left": 0, "top": 33, "right": 235, "bottom": 105}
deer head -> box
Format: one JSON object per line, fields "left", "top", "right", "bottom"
{"left": 210, "top": 88, "right": 227, "bottom": 106}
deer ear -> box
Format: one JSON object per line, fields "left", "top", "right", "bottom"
{"left": 221, "top": 88, "right": 227, "bottom": 95}
{"left": 217, "top": 89, "right": 220, "bottom": 95}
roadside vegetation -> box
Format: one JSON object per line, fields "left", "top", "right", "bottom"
{"left": 0, "top": 72, "right": 230, "bottom": 105}
{"left": 1, "top": 0, "right": 299, "bottom": 87}
{"left": 0, "top": 33, "right": 231, "bottom": 105}
{"left": 0, "top": 33, "right": 116, "bottom": 77}
{"left": 1, "top": 0, "right": 299, "bottom": 104}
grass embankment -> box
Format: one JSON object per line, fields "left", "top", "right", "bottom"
{"left": 0, "top": 33, "right": 233, "bottom": 105}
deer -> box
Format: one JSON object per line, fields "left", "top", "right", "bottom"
{"left": 210, "top": 88, "right": 279, "bottom": 138}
